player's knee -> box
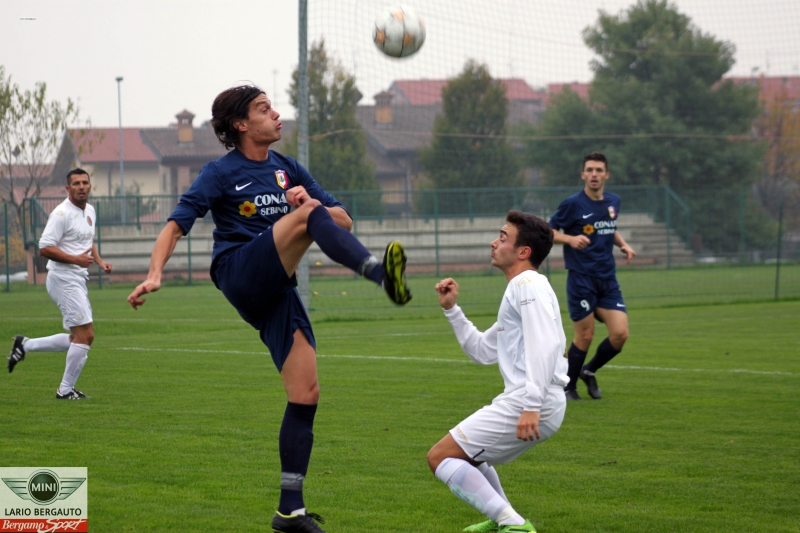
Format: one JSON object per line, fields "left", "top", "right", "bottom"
{"left": 292, "top": 380, "right": 319, "bottom": 405}
{"left": 610, "top": 329, "right": 628, "bottom": 349}
{"left": 426, "top": 447, "right": 442, "bottom": 473}
{"left": 577, "top": 328, "right": 594, "bottom": 346}
{"left": 298, "top": 198, "right": 322, "bottom": 214}
{"left": 72, "top": 329, "right": 94, "bottom": 346}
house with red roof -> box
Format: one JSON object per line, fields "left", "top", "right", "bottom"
{"left": 53, "top": 127, "right": 160, "bottom": 196}
{"left": 52, "top": 110, "right": 229, "bottom": 197}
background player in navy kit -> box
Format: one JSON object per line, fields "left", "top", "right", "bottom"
{"left": 126, "top": 85, "right": 410, "bottom": 533}
{"left": 549, "top": 153, "right": 635, "bottom": 401}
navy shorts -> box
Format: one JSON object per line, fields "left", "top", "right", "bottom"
{"left": 212, "top": 227, "right": 315, "bottom": 372}
{"left": 566, "top": 271, "right": 626, "bottom": 322}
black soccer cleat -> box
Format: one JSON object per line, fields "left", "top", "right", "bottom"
{"left": 8, "top": 335, "right": 28, "bottom": 373}
{"left": 564, "top": 389, "right": 583, "bottom": 401}
{"left": 272, "top": 511, "right": 327, "bottom": 533}
{"left": 381, "top": 241, "right": 412, "bottom": 306}
{"left": 56, "top": 388, "right": 90, "bottom": 400}
{"left": 580, "top": 367, "right": 602, "bottom": 399}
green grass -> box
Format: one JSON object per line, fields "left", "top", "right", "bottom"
{"left": 1, "top": 282, "right": 799, "bottom": 532}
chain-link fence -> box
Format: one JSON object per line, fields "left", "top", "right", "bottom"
{"left": 3, "top": 185, "right": 797, "bottom": 312}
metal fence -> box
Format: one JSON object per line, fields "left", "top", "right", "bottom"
{"left": 3, "top": 185, "right": 797, "bottom": 307}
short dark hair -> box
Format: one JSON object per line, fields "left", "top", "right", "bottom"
{"left": 583, "top": 152, "right": 608, "bottom": 171}
{"left": 506, "top": 210, "right": 553, "bottom": 268}
{"left": 66, "top": 168, "right": 90, "bottom": 185}
{"left": 211, "top": 85, "right": 266, "bottom": 149}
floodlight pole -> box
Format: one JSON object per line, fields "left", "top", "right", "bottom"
{"left": 116, "top": 76, "right": 126, "bottom": 223}
{"left": 297, "top": 0, "right": 310, "bottom": 310}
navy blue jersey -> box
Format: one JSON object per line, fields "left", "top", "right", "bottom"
{"left": 168, "top": 148, "right": 345, "bottom": 265}
{"left": 548, "top": 190, "right": 621, "bottom": 278}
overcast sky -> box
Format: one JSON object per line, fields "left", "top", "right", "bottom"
{"left": 2, "top": 0, "right": 797, "bottom": 129}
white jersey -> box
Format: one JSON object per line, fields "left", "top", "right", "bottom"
{"left": 38, "top": 198, "right": 96, "bottom": 277}
{"left": 444, "top": 270, "right": 569, "bottom": 411}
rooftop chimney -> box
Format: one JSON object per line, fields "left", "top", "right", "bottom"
{"left": 176, "top": 109, "right": 195, "bottom": 143}
{"left": 374, "top": 91, "right": 393, "bottom": 125}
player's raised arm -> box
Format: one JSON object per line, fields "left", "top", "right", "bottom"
{"left": 127, "top": 220, "right": 185, "bottom": 309}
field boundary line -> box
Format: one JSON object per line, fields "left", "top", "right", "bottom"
{"left": 115, "top": 347, "right": 795, "bottom": 375}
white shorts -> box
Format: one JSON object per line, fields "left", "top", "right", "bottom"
{"left": 46, "top": 269, "right": 93, "bottom": 330}
{"left": 449, "top": 386, "right": 567, "bottom": 466}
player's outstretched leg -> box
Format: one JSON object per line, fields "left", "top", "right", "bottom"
{"left": 381, "top": 241, "right": 412, "bottom": 305}
{"left": 271, "top": 511, "right": 326, "bottom": 533}
{"left": 304, "top": 205, "right": 411, "bottom": 305}
{"left": 8, "top": 335, "right": 28, "bottom": 373}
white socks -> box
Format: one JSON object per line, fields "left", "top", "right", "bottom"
{"left": 58, "top": 343, "right": 89, "bottom": 395}
{"left": 477, "top": 462, "right": 509, "bottom": 502}
{"left": 435, "top": 458, "right": 525, "bottom": 526}
{"left": 23, "top": 334, "right": 71, "bottom": 353}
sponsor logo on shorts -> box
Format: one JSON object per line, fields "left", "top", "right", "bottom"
{"left": 455, "top": 426, "right": 468, "bottom": 443}
{"left": 275, "top": 170, "right": 288, "bottom": 189}
{"left": 616, "top": 303, "right": 625, "bottom": 307}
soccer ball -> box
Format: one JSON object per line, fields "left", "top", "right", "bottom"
{"left": 373, "top": 6, "right": 426, "bottom": 58}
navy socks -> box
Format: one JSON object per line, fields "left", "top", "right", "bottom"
{"left": 306, "top": 205, "right": 381, "bottom": 284}
{"left": 585, "top": 337, "right": 621, "bottom": 373}
{"left": 278, "top": 402, "right": 318, "bottom": 515}
{"left": 565, "top": 342, "right": 588, "bottom": 391}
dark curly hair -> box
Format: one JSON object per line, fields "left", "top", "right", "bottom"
{"left": 506, "top": 210, "right": 553, "bottom": 268}
{"left": 211, "top": 85, "right": 265, "bottom": 149}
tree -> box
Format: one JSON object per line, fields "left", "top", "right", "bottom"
{"left": 0, "top": 66, "right": 91, "bottom": 229}
{"left": 527, "top": 0, "right": 768, "bottom": 252}
{"left": 753, "top": 86, "right": 800, "bottom": 224}
{"left": 420, "top": 60, "right": 521, "bottom": 193}
{"left": 286, "top": 39, "right": 376, "bottom": 194}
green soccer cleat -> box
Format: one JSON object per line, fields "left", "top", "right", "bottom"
{"left": 381, "top": 241, "right": 412, "bottom": 305}
{"left": 463, "top": 519, "right": 499, "bottom": 532}
{"left": 497, "top": 519, "right": 536, "bottom": 533}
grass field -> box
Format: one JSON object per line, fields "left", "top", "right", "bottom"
{"left": 1, "top": 280, "right": 799, "bottom": 532}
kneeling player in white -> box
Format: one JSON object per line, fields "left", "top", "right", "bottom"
{"left": 428, "top": 211, "right": 568, "bottom": 533}
{"left": 7, "top": 169, "right": 112, "bottom": 399}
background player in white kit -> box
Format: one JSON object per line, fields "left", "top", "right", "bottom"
{"left": 8, "top": 168, "right": 112, "bottom": 399}
{"left": 427, "top": 211, "right": 568, "bottom": 533}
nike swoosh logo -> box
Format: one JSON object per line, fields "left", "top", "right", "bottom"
{"left": 617, "top": 303, "right": 626, "bottom": 307}
{"left": 582, "top": 213, "right": 593, "bottom": 219}
{"left": 235, "top": 182, "right": 253, "bottom": 191}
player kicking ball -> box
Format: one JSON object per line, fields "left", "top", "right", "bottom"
{"left": 127, "top": 85, "right": 410, "bottom": 533}
{"left": 428, "top": 211, "right": 568, "bottom": 533}
{"left": 549, "top": 152, "right": 635, "bottom": 400}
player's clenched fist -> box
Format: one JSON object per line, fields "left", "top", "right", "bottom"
{"left": 435, "top": 278, "right": 459, "bottom": 310}
{"left": 286, "top": 186, "right": 311, "bottom": 207}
